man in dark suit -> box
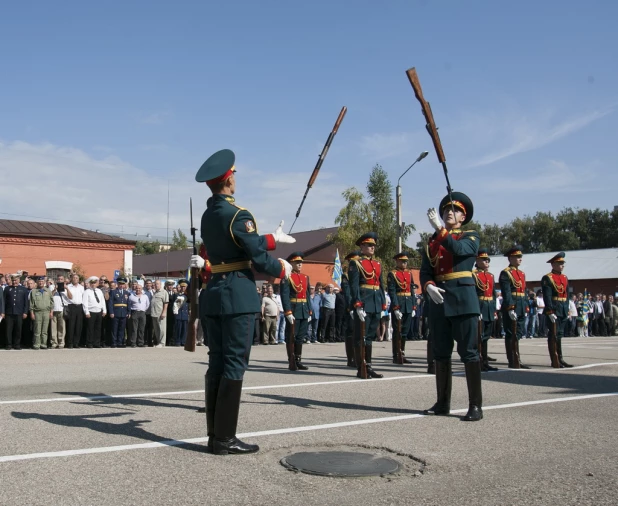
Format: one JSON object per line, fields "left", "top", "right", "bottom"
{"left": 420, "top": 191, "right": 483, "bottom": 422}
{"left": 192, "top": 148, "right": 294, "bottom": 455}
{"left": 4, "top": 274, "right": 29, "bottom": 350}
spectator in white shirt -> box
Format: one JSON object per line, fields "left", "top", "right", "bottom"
{"left": 51, "top": 275, "right": 70, "bottom": 348}
{"left": 66, "top": 273, "right": 85, "bottom": 349}
{"left": 82, "top": 276, "right": 107, "bottom": 348}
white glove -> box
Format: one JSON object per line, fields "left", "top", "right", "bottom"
{"left": 393, "top": 309, "right": 402, "bottom": 320}
{"left": 356, "top": 307, "right": 366, "bottom": 322}
{"left": 508, "top": 310, "right": 517, "bottom": 321}
{"left": 349, "top": 310, "right": 354, "bottom": 318}
{"left": 426, "top": 284, "right": 445, "bottom": 304}
{"left": 285, "top": 314, "right": 295, "bottom": 325}
{"left": 279, "top": 259, "right": 293, "bottom": 278}
{"left": 190, "top": 255, "right": 205, "bottom": 269}
{"left": 273, "top": 220, "right": 296, "bottom": 244}
{"left": 479, "top": 315, "right": 483, "bottom": 321}
{"left": 308, "top": 316, "right": 312, "bottom": 322}
{"left": 427, "top": 208, "right": 443, "bottom": 232}
{"left": 411, "top": 310, "right": 416, "bottom": 317}
{"left": 173, "top": 296, "right": 185, "bottom": 315}
{"left": 548, "top": 314, "right": 557, "bottom": 323}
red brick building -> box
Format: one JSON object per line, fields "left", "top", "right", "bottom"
{"left": 0, "top": 220, "right": 136, "bottom": 280}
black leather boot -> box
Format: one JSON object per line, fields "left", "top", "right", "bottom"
{"left": 557, "top": 340, "right": 573, "bottom": 368}
{"left": 366, "top": 346, "right": 383, "bottom": 378}
{"left": 424, "top": 360, "right": 451, "bottom": 415}
{"left": 463, "top": 361, "right": 483, "bottom": 421}
{"left": 354, "top": 346, "right": 367, "bottom": 378}
{"left": 481, "top": 340, "right": 498, "bottom": 372}
{"left": 206, "top": 375, "right": 221, "bottom": 452}
{"left": 213, "top": 378, "right": 259, "bottom": 455}
{"left": 294, "top": 342, "right": 308, "bottom": 370}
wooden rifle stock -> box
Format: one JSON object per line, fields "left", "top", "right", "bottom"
{"left": 395, "top": 316, "right": 404, "bottom": 365}
{"left": 185, "top": 198, "right": 198, "bottom": 353}
{"left": 359, "top": 318, "right": 367, "bottom": 379}
{"left": 478, "top": 317, "right": 483, "bottom": 362}
{"left": 289, "top": 106, "right": 347, "bottom": 234}
{"left": 287, "top": 319, "right": 297, "bottom": 370}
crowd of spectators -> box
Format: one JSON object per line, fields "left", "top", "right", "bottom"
{"left": 0, "top": 272, "right": 199, "bottom": 350}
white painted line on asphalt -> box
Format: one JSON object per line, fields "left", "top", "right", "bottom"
{"left": 2, "top": 361, "right": 617, "bottom": 406}
{"left": 0, "top": 391, "right": 616, "bottom": 464}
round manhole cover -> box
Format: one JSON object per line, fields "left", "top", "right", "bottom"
{"left": 280, "top": 451, "right": 401, "bottom": 477}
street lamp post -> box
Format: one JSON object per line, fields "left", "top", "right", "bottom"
{"left": 396, "top": 151, "right": 429, "bottom": 252}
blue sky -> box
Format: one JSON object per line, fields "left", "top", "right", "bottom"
{"left": 1, "top": 0, "right": 616, "bottom": 245}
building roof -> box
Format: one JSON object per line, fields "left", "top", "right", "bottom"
{"left": 0, "top": 219, "right": 136, "bottom": 245}
{"left": 132, "top": 226, "right": 339, "bottom": 276}
{"left": 487, "top": 248, "right": 618, "bottom": 282}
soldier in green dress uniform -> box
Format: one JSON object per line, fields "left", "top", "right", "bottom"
{"left": 499, "top": 246, "right": 531, "bottom": 369}
{"left": 473, "top": 248, "right": 498, "bottom": 372}
{"left": 280, "top": 251, "right": 312, "bottom": 371}
{"left": 348, "top": 232, "right": 386, "bottom": 379}
{"left": 387, "top": 252, "right": 417, "bottom": 364}
{"left": 420, "top": 191, "right": 483, "bottom": 422}
{"left": 190, "top": 148, "right": 295, "bottom": 455}
{"left": 541, "top": 252, "right": 573, "bottom": 368}
{"left": 341, "top": 251, "right": 360, "bottom": 368}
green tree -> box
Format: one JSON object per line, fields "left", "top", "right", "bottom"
{"left": 330, "top": 164, "right": 415, "bottom": 273}
{"left": 134, "top": 240, "right": 162, "bottom": 255}
{"left": 170, "top": 229, "right": 189, "bottom": 251}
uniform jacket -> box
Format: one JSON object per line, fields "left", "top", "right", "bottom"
{"left": 348, "top": 255, "right": 386, "bottom": 314}
{"left": 108, "top": 288, "right": 131, "bottom": 317}
{"left": 420, "top": 228, "right": 480, "bottom": 318}
{"left": 171, "top": 292, "right": 189, "bottom": 321}
{"left": 541, "top": 271, "right": 569, "bottom": 319}
{"left": 499, "top": 266, "right": 527, "bottom": 316}
{"left": 3, "top": 285, "right": 30, "bottom": 315}
{"left": 280, "top": 272, "right": 311, "bottom": 319}
{"left": 200, "top": 194, "right": 284, "bottom": 316}
{"left": 29, "top": 287, "right": 54, "bottom": 312}
{"left": 472, "top": 268, "right": 496, "bottom": 321}
{"left": 387, "top": 269, "right": 417, "bottom": 314}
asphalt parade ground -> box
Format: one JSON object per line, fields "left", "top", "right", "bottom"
{"left": 1, "top": 336, "right": 617, "bottom": 506}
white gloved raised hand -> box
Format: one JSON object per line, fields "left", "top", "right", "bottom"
{"left": 411, "top": 310, "right": 416, "bottom": 318}
{"left": 393, "top": 309, "right": 403, "bottom": 320}
{"left": 285, "top": 314, "right": 295, "bottom": 325}
{"left": 426, "top": 284, "right": 445, "bottom": 304}
{"left": 273, "top": 220, "right": 296, "bottom": 244}
{"left": 356, "top": 307, "right": 366, "bottom": 322}
{"left": 548, "top": 314, "right": 557, "bottom": 323}
{"left": 279, "top": 259, "right": 293, "bottom": 278}
{"left": 190, "top": 255, "right": 205, "bottom": 269}
{"left": 427, "top": 208, "right": 443, "bottom": 232}
{"left": 508, "top": 310, "right": 517, "bottom": 321}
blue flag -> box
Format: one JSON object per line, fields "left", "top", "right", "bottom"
{"left": 332, "top": 249, "right": 342, "bottom": 285}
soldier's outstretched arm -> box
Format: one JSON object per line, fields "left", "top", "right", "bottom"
{"left": 231, "top": 209, "right": 286, "bottom": 279}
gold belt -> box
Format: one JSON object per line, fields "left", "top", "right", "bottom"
{"left": 290, "top": 298, "right": 306, "bottom": 303}
{"left": 552, "top": 297, "right": 567, "bottom": 301}
{"left": 511, "top": 292, "right": 526, "bottom": 298}
{"left": 113, "top": 304, "right": 127, "bottom": 307}
{"left": 478, "top": 296, "right": 493, "bottom": 301}
{"left": 435, "top": 271, "right": 472, "bottom": 282}
{"left": 396, "top": 292, "right": 412, "bottom": 296}
{"left": 210, "top": 260, "right": 252, "bottom": 274}
{"left": 360, "top": 284, "right": 380, "bottom": 290}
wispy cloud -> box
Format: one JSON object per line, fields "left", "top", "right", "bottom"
{"left": 359, "top": 132, "right": 420, "bottom": 159}
{"left": 137, "top": 110, "right": 172, "bottom": 125}
{"left": 465, "top": 105, "right": 616, "bottom": 168}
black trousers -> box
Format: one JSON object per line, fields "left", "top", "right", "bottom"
{"left": 131, "top": 311, "right": 146, "bottom": 346}
{"left": 86, "top": 312, "right": 102, "bottom": 347}
{"left": 5, "top": 314, "right": 23, "bottom": 349}
{"left": 428, "top": 301, "right": 479, "bottom": 364}
{"left": 145, "top": 314, "right": 154, "bottom": 346}
{"left": 319, "top": 308, "right": 336, "bottom": 342}
{"left": 593, "top": 317, "right": 606, "bottom": 337}
{"left": 67, "top": 304, "right": 83, "bottom": 348}
{"left": 335, "top": 311, "right": 345, "bottom": 341}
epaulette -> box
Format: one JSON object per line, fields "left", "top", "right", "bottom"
{"left": 225, "top": 196, "right": 246, "bottom": 211}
